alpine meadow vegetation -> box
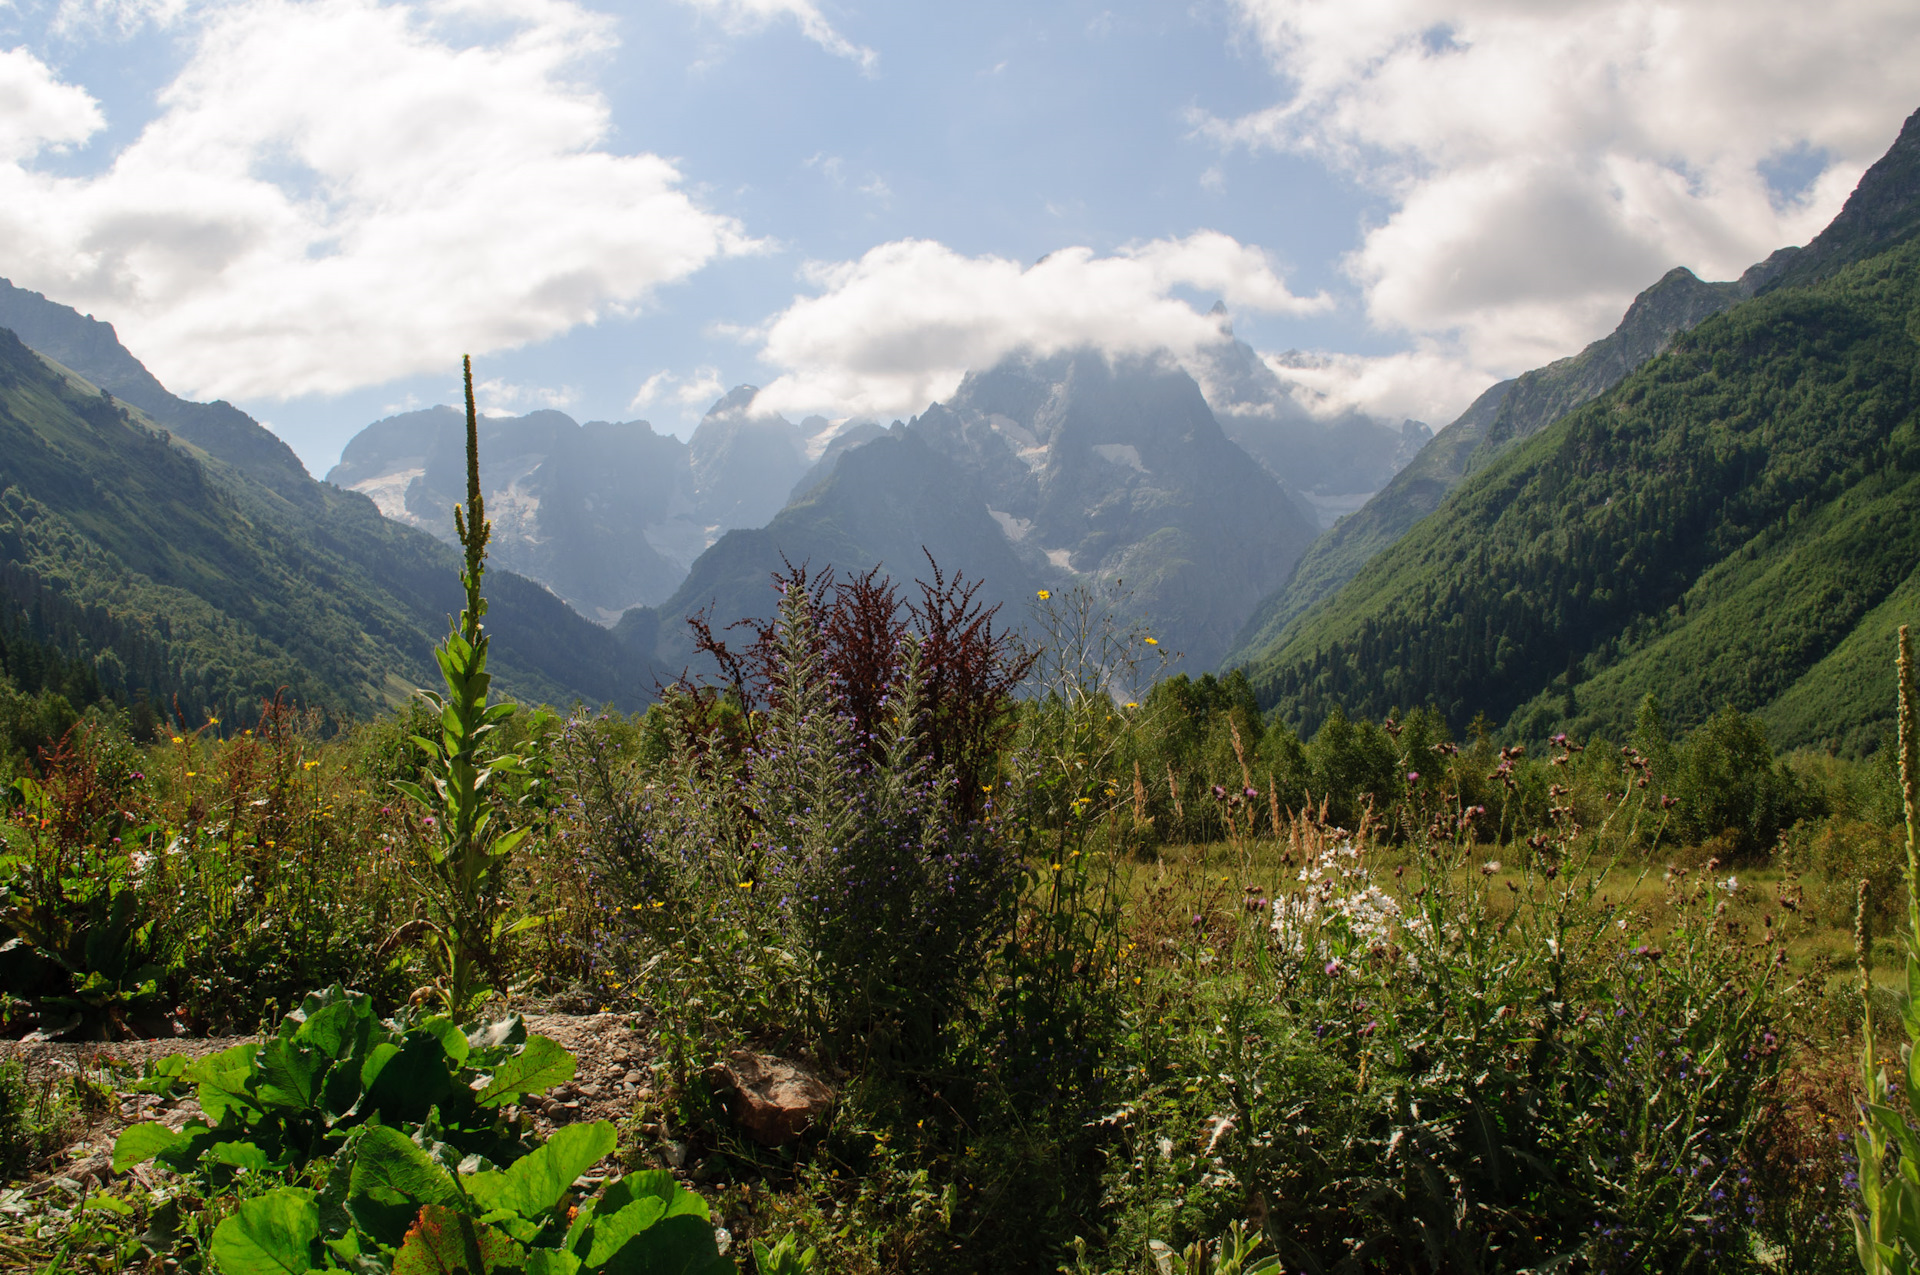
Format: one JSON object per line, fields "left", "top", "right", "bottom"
{"left": 0, "top": 366, "right": 1907, "bottom": 1274}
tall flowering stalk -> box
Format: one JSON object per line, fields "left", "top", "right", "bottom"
{"left": 393, "top": 357, "right": 529, "bottom": 1016}
{"left": 1855, "top": 624, "right": 1920, "bottom": 1272}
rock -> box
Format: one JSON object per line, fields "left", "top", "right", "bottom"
{"left": 701, "top": 1051, "right": 834, "bottom": 1147}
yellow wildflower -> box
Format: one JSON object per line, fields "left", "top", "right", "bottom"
{"left": 1144, "top": 637, "right": 1157, "bottom": 646}
{"left": 1037, "top": 589, "right": 1051, "bottom": 600}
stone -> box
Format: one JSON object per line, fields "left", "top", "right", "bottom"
{"left": 701, "top": 1051, "right": 834, "bottom": 1147}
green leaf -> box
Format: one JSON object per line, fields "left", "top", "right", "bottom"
{"left": 130, "top": 1053, "right": 191, "bottom": 1095}
{"left": 189, "top": 1044, "right": 263, "bottom": 1124}
{"left": 257, "top": 1038, "right": 329, "bottom": 1114}
{"left": 573, "top": 1186, "right": 666, "bottom": 1267}
{"left": 208, "top": 1187, "right": 321, "bottom": 1275}
{"left": 474, "top": 1034, "right": 575, "bottom": 1107}
{"left": 599, "top": 1213, "right": 732, "bottom": 1275}
{"left": 347, "top": 1124, "right": 458, "bottom": 1249}
{"left": 525, "top": 1251, "right": 583, "bottom": 1275}
{"left": 393, "top": 779, "right": 434, "bottom": 807}
{"left": 292, "top": 996, "right": 367, "bottom": 1060}
{"left": 466, "top": 1121, "right": 614, "bottom": 1220}
{"left": 416, "top": 1015, "right": 471, "bottom": 1067}
{"left": 112, "top": 1121, "right": 182, "bottom": 1171}
{"left": 622, "top": 1171, "right": 709, "bottom": 1222}
{"left": 362, "top": 1034, "right": 455, "bottom": 1122}
{"left": 577, "top": 1174, "right": 720, "bottom": 1273}
{"left": 393, "top": 1204, "right": 526, "bottom": 1275}
{"left": 208, "top": 1140, "right": 273, "bottom": 1174}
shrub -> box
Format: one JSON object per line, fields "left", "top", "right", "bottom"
{"left": 573, "top": 574, "right": 1025, "bottom": 1062}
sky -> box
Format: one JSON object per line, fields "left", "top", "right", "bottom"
{"left": 0, "top": 0, "right": 1917, "bottom": 475}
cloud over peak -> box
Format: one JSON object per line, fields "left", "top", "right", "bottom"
{"left": 746, "top": 232, "right": 1330, "bottom": 420}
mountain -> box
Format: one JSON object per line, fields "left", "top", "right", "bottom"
{"left": 330, "top": 388, "right": 817, "bottom": 622}
{"left": 1236, "top": 106, "right": 1920, "bottom": 754}
{"left": 686, "top": 388, "right": 813, "bottom": 529}
{"left": 1223, "top": 259, "right": 1797, "bottom": 668}
{"left": 1187, "top": 312, "right": 1431, "bottom": 523}
{"left": 0, "top": 304, "right": 658, "bottom": 723}
{"left": 626, "top": 350, "right": 1322, "bottom": 674}
{"left": 0, "top": 280, "right": 315, "bottom": 502}
{"left": 620, "top": 424, "right": 1040, "bottom": 672}
{"left": 330, "top": 406, "right": 697, "bottom": 623}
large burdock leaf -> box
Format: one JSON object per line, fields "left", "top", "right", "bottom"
{"left": 111, "top": 1122, "right": 181, "bottom": 1172}
{"left": 348, "top": 1124, "right": 459, "bottom": 1248}
{"left": 474, "top": 1035, "right": 575, "bottom": 1108}
{"left": 208, "top": 1187, "right": 320, "bottom": 1275}
{"left": 466, "top": 1121, "right": 614, "bottom": 1219}
{"left": 393, "top": 1204, "right": 525, "bottom": 1275}
{"left": 189, "top": 1044, "right": 263, "bottom": 1124}
{"left": 575, "top": 1171, "right": 730, "bottom": 1275}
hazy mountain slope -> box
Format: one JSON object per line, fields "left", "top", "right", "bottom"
{"left": 622, "top": 427, "right": 1039, "bottom": 672}
{"left": 688, "top": 387, "right": 812, "bottom": 529}
{"left": 330, "top": 387, "right": 817, "bottom": 620}
{"left": 1187, "top": 321, "right": 1429, "bottom": 505}
{"left": 331, "top": 406, "right": 694, "bottom": 621}
{"left": 0, "top": 279, "right": 316, "bottom": 503}
{"left": 0, "top": 327, "right": 657, "bottom": 721}
{"left": 1240, "top": 235, "right": 1920, "bottom": 752}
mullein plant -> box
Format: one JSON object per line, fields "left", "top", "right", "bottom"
{"left": 392, "top": 357, "right": 532, "bottom": 1017}
{"left": 1855, "top": 624, "right": 1920, "bottom": 1273}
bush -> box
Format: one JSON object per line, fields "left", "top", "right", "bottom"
{"left": 572, "top": 573, "right": 1026, "bottom": 1062}
{"left": 1105, "top": 782, "right": 1797, "bottom": 1272}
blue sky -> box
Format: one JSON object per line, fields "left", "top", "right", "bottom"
{"left": 1, "top": 0, "right": 1916, "bottom": 473}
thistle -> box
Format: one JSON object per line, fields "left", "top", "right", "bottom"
{"left": 392, "top": 357, "right": 532, "bottom": 1017}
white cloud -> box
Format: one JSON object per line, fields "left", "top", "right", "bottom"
{"left": 0, "top": 44, "right": 103, "bottom": 161}
{"left": 1261, "top": 345, "right": 1493, "bottom": 429}
{"left": 1214, "top": 0, "right": 1920, "bottom": 380}
{"left": 747, "top": 232, "right": 1330, "bottom": 419}
{"left": 628, "top": 365, "right": 725, "bottom": 414}
{"left": 674, "top": 0, "right": 876, "bottom": 71}
{"left": 0, "top": 0, "right": 760, "bottom": 401}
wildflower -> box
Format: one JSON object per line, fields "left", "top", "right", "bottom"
{"left": 1144, "top": 637, "right": 1157, "bottom": 645}
{"left": 1406, "top": 771, "right": 1420, "bottom": 784}
{"left": 171, "top": 735, "right": 183, "bottom": 744}
{"left": 1480, "top": 859, "right": 1501, "bottom": 875}
{"left": 1243, "top": 787, "right": 1258, "bottom": 800}
{"left": 303, "top": 760, "right": 319, "bottom": 770}
{"left": 1123, "top": 702, "right": 1139, "bottom": 709}
{"left": 1719, "top": 875, "right": 1738, "bottom": 893}
{"left": 423, "top": 816, "right": 438, "bottom": 828}
{"left": 1037, "top": 589, "right": 1051, "bottom": 600}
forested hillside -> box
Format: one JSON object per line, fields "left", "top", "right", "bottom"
{"left": 1242, "top": 236, "right": 1920, "bottom": 753}
{"left": 0, "top": 328, "right": 657, "bottom": 728}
